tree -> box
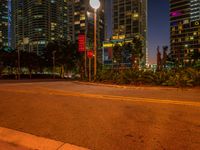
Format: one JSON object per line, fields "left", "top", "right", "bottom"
{"left": 157, "top": 46, "right": 162, "bottom": 71}
{"left": 0, "top": 49, "right": 5, "bottom": 77}
{"left": 43, "top": 39, "right": 83, "bottom": 78}
{"left": 131, "top": 36, "right": 143, "bottom": 68}
{"left": 20, "top": 51, "right": 40, "bottom": 79}
{"left": 122, "top": 42, "right": 132, "bottom": 65}
{"left": 1, "top": 50, "right": 18, "bottom": 75}
{"left": 113, "top": 43, "right": 123, "bottom": 67}
{"left": 162, "top": 46, "right": 168, "bottom": 68}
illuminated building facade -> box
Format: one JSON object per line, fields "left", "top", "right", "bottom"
{"left": 69, "top": 0, "right": 105, "bottom": 62}
{"left": 0, "top": 0, "right": 11, "bottom": 48}
{"left": 170, "top": 0, "right": 200, "bottom": 65}
{"left": 112, "top": 0, "right": 147, "bottom": 65}
{"left": 12, "top": 0, "right": 69, "bottom": 54}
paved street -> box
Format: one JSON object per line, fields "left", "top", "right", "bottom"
{"left": 0, "top": 81, "right": 200, "bottom": 150}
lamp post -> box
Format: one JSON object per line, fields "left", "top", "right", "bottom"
{"left": 89, "top": 0, "right": 100, "bottom": 78}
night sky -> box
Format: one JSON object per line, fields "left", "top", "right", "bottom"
{"left": 148, "top": 0, "right": 170, "bottom": 64}
{"left": 106, "top": 0, "right": 170, "bottom": 64}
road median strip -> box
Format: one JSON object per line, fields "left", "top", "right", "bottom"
{"left": 0, "top": 127, "right": 89, "bottom": 150}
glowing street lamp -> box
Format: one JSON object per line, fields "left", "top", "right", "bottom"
{"left": 89, "top": 0, "right": 100, "bottom": 10}
{"left": 89, "top": 0, "right": 100, "bottom": 78}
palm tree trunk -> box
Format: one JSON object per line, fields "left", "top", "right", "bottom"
{"left": 29, "top": 68, "right": 32, "bottom": 79}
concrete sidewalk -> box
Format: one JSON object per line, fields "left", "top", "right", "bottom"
{"left": 0, "top": 127, "right": 89, "bottom": 150}
{"left": 0, "top": 140, "right": 30, "bottom": 150}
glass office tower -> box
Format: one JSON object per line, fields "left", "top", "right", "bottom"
{"left": 0, "top": 0, "right": 11, "bottom": 48}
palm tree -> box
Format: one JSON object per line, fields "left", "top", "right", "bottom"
{"left": 131, "top": 36, "right": 143, "bottom": 68}
{"left": 112, "top": 43, "right": 122, "bottom": 68}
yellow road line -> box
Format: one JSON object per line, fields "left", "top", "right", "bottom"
{"left": 0, "top": 88, "right": 200, "bottom": 107}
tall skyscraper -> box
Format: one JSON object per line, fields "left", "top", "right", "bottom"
{"left": 112, "top": 0, "right": 147, "bottom": 65}
{"left": 0, "top": 0, "right": 11, "bottom": 48}
{"left": 170, "top": 0, "right": 200, "bottom": 65}
{"left": 190, "top": 0, "right": 200, "bottom": 21}
{"left": 69, "top": 0, "right": 105, "bottom": 45}
{"left": 68, "top": 0, "right": 105, "bottom": 62}
{"left": 12, "top": 0, "right": 70, "bottom": 54}
{"left": 12, "top": 0, "right": 105, "bottom": 58}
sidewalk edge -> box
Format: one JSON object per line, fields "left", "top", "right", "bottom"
{"left": 0, "top": 127, "right": 89, "bottom": 150}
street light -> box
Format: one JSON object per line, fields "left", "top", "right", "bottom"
{"left": 89, "top": 0, "right": 100, "bottom": 10}
{"left": 89, "top": 0, "right": 100, "bottom": 78}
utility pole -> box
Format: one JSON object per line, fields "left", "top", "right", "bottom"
{"left": 52, "top": 51, "right": 56, "bottom": 79}
{"left": 17, "top": 45, "right": 21, "bottom": 80}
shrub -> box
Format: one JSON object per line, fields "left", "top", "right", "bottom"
{"left": 96, "top": 67, "right": 200, "bottom": 87}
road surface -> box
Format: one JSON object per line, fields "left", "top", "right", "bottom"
{"left": 0, "top": 81, "right": 199, "bottom": 150}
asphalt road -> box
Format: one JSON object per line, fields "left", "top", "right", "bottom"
{"left": 0, "top": 81, "right": 200, "bottom": 150}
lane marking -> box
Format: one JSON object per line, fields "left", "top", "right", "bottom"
{"left": 0, "top": 127, "right": 89, "bottom": 150}
{"left": 0, "top": 88, "right": 199, "bottom": 107}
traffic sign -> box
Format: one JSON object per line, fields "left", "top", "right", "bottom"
{"left": 87, "top": 50, "right": 94, "bottom": 58}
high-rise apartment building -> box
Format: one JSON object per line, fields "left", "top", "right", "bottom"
{"left": 170, "top": 0, "right": 200, "bottom": 65}
{"left": 12, "top": 0, "right": 105, "bottom": 58}
{"left": 69, "top": 0, "right": 105, "bottom": 45}
{"left": 12, "top": 0, "right": 69, "bottom": 54}
{"left": 112, "top": 0, "right": 147, "bottom": 65}
{"left": 190, "top": 0, "right": 200, "bottom": 21}
{"left": 0, "top": 0, "right": 11, "bottom": 48}
{"left": 68, "top": 0, "right": 105, "bottom": 62}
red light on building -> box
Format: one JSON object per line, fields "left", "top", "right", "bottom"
{"left": 87, "top": 50, "right": 94, "bottom": 58}
{"left": 78, "top": 34, "right": 86, "bottom": 52}
{"left": 170, "top": 11, "right": 182, "bottom": 17}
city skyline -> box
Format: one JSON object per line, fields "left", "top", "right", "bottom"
{"left": 1, "top": 0, "right": 199, "bottom": 65}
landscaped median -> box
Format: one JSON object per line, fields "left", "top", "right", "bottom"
{"left": 95, "top": 68, "right": 200, "bottom": 87}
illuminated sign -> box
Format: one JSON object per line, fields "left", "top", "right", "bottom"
{"left": 103, "top": 43, "right": 114, "bottom": 47}
{"left": 78, "top": 34, "right": 86, "bottom": 52}
{"left": 112, "top": 35, "right": 126, "bottom": 40}
{"left": 170, "top": 11, "right": 182, "bottom": 17}
{"left": 103, "top": 40, "right": 132, "bottom": 48}
{"left": 87, "top": 50, "right": 94, "bottom": 58}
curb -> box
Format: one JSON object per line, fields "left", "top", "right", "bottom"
{"left": 0, "top": 127, "right": 89, "bottom": 150}
{"left": 73, "top": 81, "right": 182, "bottom": 90}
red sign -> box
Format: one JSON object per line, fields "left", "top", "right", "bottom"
{"left": 78, "top": 34, "right": 86, "bottom": 52}
{"left": 87, "top": 50, "right": 94, "bottom": 58}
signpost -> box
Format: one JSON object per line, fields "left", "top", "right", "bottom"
{"left": 87, "top": 50, "right": 94, "bottom": 81}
